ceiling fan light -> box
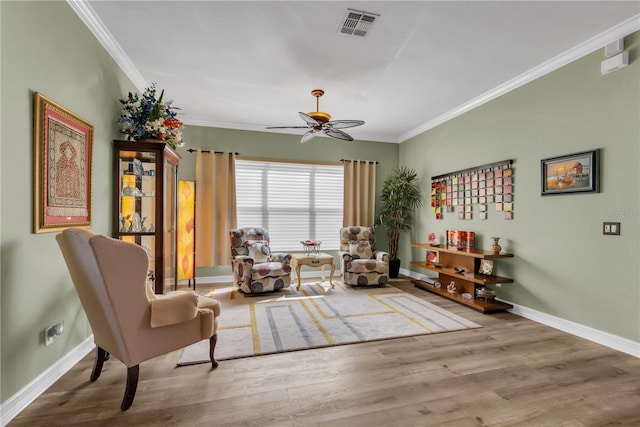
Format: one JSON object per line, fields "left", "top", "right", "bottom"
{"left": 307, "top": 111, "right": 331, "bottom": 123}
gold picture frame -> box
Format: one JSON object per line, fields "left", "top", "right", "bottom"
{"left": 33, "top": 92, "right": 93, "bottom": 233}
{"left": 478, "top": 259, "right": 494, "bottom": 275}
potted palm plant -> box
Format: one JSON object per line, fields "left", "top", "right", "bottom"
{"left": 376, "top": 166, "right": 423, "bottom": 278}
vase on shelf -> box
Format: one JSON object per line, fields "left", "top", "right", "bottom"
{"left": 490, "top": 237, "right": 502, "bottom": 254}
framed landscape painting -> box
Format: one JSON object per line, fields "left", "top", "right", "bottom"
{"left": 541, "top": 149, "right": 599, "bottom": 196}
{"left": 33, "top": 92, "right": 93, "bottom": 233}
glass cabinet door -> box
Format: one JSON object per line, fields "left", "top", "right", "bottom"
{"left": 163, "top": 159, "right": 178, "bottom": 293}
{"left": 113, "top": 140, "right": 180, "bottom": 294}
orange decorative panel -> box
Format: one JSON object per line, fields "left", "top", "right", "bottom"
{"left": 177, "top": 180, "right": 195, "bottom": 280}
{"left": 120, "top": 174, "right": 137, "bottom": 231}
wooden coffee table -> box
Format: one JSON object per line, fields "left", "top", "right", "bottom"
{"left": 290, "top": 252, "right": 335, "bottom": 290}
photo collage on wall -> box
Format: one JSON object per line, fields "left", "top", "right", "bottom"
{"left": 430, "top": 159, "right": 514, "bottom": 221}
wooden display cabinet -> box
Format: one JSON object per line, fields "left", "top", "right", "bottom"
{"left": 410, "top": 243, "right": 514, "bottom": 313}
{"left": 113, "top": 140, "right": 180, "bottom": 294}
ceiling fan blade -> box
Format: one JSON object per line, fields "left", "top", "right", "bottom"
{"left": 326, "top": 120, "right": 365, "bottom": 129}
{"left": 266, "top": 126, "right": 310, "bottom": 129}
{"left": 324, "top": 128, "right": 353, "bottom": 142}
{"left": 299, "top": 112, "right": 320, "bottom": 127}
{"left": 301, "top": 130, "right": 318, "bottom": 144}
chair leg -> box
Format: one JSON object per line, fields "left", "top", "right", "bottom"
{"left": 121, "top": 365, "right": 139, "bottom": 411}
{"left": 209, "top": 334, "right": 219, "bottom": 369}
{"left": 90, "top": 347, "right": 108, "bottom": 381}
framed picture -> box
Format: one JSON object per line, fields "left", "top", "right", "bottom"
{"left": 541, "top": 149, "right": 599, "bottom": 195}
{"left": 33, "top": 92, "right": 93, "bottom": 233}
{"left": 426, "top": 250, "right": 438, "bottom": 264}
{"left": 479, "top": 259, "right": 494, "bottom": 275}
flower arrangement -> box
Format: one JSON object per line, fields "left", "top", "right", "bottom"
{"left": 117, "top": 83, "right": 184, "bottom": 150}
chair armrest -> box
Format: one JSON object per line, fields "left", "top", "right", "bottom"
{"left": 270, "top": 253, "right": 291, "bottom": 264}
{"left": 373, "top": 250, "right": 390, "bottom": 262}
{"left": 150, "top": 291, "right": 198, "bottom": 328}
{"left": 340, "top": 252, "right": 355, "bottom": 262}
{"left": 197, "top": 295, "right": 221, "bottom": 317}
{"left": 233, "top": 255, "right": 255, "bottom": 265}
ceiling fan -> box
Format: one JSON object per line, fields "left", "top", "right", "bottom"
{"left": 267, "top": 89, "right": 365, "bottom": 143}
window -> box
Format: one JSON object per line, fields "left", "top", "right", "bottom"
{"left": 235, "top": 159, "right": 343, "bottom": 251}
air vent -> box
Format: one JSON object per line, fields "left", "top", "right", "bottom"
{"left": 339, "top": 8, "right": 379, "bottom": 37}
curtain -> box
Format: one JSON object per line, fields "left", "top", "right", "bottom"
{"left": 195, "top": 150, "right": 237, "bottom": 267}
{"left": 343, "top": 160, "right": 376, "bottom": 226}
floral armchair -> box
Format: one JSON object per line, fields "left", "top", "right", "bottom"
{"left": 229, "top": 227, "right": 292, "bottom": 293}
{"left": 339, "top": 226, "right": 390, "bottom": 286}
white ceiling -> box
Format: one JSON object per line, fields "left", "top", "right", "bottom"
{"left": 76, "top": 1, "right": 639, "bottom": 144}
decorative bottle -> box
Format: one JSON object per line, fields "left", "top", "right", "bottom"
{"left": 490, "top": 237, "right": 502, "bottom": 254}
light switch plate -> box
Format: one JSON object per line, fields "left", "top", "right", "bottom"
{"left": 603, "top": 222, "right": 621, "bottom": 235}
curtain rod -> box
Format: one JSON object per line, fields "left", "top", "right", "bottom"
{"left": 431, "top": 159, "right": 513, "bottom": 181}
{"left": 340, "top": 159, "right": 379, "bottom": 164}
{"left": 186, "top": 149, "right": 240, "bottom": 155}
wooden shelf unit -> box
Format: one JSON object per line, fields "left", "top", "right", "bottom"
{"left": 410, "top": 243, "right": 514, "bottom": 313}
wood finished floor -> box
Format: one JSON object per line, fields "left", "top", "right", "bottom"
{"left": 9, "top": 280, "right": 640, "bottom": 427}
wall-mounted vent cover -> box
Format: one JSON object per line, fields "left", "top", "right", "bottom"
{"left": 339, "top": 8, "right": 380, "bottom": 37}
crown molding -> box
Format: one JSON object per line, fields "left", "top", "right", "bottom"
{"left": 399, "top": 14, "right": 640, "bottom": 143}
{"left": 67, "top": 0, "right": 147, "bottom": 90}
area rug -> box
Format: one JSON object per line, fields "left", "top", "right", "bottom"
{"left": 177, "top": 281, "right": 480, "bottom": 366}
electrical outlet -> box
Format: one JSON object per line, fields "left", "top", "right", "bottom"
{"left": 603, "top": 222, "right": 621, "bottom": 236}
{"left": 45, "top": 321, "right": 64, "bottom": 346}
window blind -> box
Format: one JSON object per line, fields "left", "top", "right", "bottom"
{"left": 235, "top": 159, "right": 344, "bottom": 252}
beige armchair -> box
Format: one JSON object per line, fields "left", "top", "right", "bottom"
{"left": 56, "top": 228, "right": 221, "bottom": 410}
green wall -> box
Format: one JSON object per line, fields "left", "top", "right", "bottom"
{"left": 400, "top": 32, "right": 640, "bottom": 342}
{"left": 179, "top": 126, "right": 399, "bottom": 277}
{"left": 0, "top": 1, "right": 137, "bottom": 402}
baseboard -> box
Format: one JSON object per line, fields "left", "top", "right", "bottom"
{"left": 0, "top": 336, "right": 95, "bottom": 426}
{"left": 178, "top": 275, "right": 233, "bottom": 287}
{"left": 401, "top": 268, "right": 434, "bottom": 283}
{"left": 180, "top": 269, "right": 342, "bottom": 288}
{"left": 506, "top": 302, "right": 640, "bottom": 358}
{"left": 402, "top": 268, "right": 640, "bottom": 358}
